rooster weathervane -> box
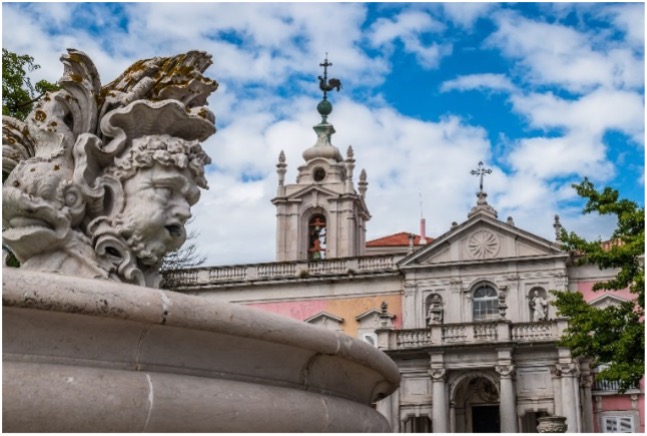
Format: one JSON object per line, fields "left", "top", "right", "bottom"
{"left": 318, "top": 53, "right": 342, "bottom": 100}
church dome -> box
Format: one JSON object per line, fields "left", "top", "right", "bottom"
{"left": 302, "top": 122, "right": 343, "bottom": 162}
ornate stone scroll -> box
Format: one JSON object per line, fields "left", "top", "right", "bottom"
{"left": 429, "top": 368, "right": 447, "bottom": 381}
{"left": 495, "top": 364, "right": 516, "bottom": 378}
{"left": 2, "top": 49, "right": 218, "bottom": 288}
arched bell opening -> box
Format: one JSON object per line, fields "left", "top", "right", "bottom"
{"left": 307, "top": 213, "right": 327, "bottom": 261}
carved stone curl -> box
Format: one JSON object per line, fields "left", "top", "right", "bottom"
{"left": 2, "top": 49, "right": 218, "bottom": 288}
{"left": 554, "top": 363, "right": 578, "bottom": 377}
{"left": 429, "top": 368, "right": 446, "bottom": 382}
{"left": 495, "top": 365, "right": 515, "bottom": 378}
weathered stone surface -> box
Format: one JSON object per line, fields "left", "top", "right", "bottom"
{"left": 537, "top": 416, "right": 568, "bottom": 433}
{"left": 3, "top": 268, "right": 400, "bottom": 432}
{"left": 2, "top": 49, "right": 216, "bottom": 288}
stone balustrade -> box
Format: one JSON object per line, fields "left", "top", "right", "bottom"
{"left": 395, "top": 329, "right": 431, "bottom": 348}
{"left": 163, "top": 254, "right": 401, "bottom": 289}
{"left": 387, "top": 320, "right": 567, "bottom": 349}
{"left": 511, "top": 322, "right": 557, "bottom": 341}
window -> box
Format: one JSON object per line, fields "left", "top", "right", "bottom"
{"left": 602, "top": 416, "right": 634, "bottom": 433}
{"left": 473, "top": 286, "right": 498, "bottom": 321}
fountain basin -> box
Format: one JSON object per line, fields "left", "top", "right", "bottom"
{"left": 3, "top": 268, "right": 399, "bottom": 432}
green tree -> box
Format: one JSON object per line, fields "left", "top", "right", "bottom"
{"left": 552, "top": 178, "right": 644, "bottom": 392}
{"left": 2, "top": 48, "right": 59, "bottom": 120}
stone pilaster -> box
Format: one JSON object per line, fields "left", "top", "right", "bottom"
{"left": 555, "top": 363, "right": 579, "bottom": 433}
{"left": 551, "top": 365, "right": 563, "bottom": 416}
{"left": 429, "top": 368, "right": 448, "bottom": 433}
{"left": 579, "top": 372, "right": 594, "bottom": 433}
{"left": 495, "top": 365, "right": 518, "bottom": 433}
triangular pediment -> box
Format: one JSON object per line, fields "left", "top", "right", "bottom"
{"left": 303, "top": 312, "right": 344, "bottom": 324}
{"left": 285, "top": 184, "right": 339, "bottom": 201}
{"left": 356, "top": 308, "right": 395, "bottom": 329}
{"left": 304, "top": 311, "right": 344, "bottom": 331}
{"left": 588, "top": 294, "right": 629, "bottom": 309}
{"left": 399, "top": 214, "right": 565, "bottom": 268}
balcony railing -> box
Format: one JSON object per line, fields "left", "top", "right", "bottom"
{"left": 383, "top": 320, "right": 567, "bottom": 349}
{"left": 593, "top": 379, "right": 640, "bottom": 392}
{"left": 163, "top": 254, "right": 401, "bottom": 289}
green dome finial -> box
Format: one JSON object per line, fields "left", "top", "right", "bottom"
{"left": 317, "top": 99, "right": 333, "bottom": 122}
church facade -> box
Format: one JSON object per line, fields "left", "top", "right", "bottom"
{"left": 167, "top": 63, "right": 643, "bottom": 433}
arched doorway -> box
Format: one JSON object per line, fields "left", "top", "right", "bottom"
{"left": 451, "top": 374, "right": 500, "bottom": 433}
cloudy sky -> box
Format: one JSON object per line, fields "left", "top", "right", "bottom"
{"left": 3, "top": 2, "right": 644, "bottom": 266}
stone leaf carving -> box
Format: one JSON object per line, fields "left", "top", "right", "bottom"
{"left": 3, "top": 49, "right": 218, "bottom": 288}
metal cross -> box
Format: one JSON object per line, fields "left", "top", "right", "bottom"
{"left": 319, "top": 53, "right": 332, "bottom": 81}
{"left": 470, "top": 161, "right": 492, "bottom": 193}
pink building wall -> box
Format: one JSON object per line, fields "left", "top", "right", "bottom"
{"left": 577, "top": 280, "right": 634, "bottom": 303}
{"left": 592, "top": 380, "right": 645, "bottom": 433}
{"left": 246, "top": 295, "right": 403, "bottom": 338}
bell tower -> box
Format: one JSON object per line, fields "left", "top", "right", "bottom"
{"left": 272, "top": 56, "right": 371, "bottom": 262}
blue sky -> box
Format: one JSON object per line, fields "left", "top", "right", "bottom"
{"left": 2, "top": 2, "right": 644, "bottom": 266}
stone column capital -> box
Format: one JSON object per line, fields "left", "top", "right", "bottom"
{"left": 555, "top": 363, "right": 578, "bottom": 377}
{"left": 580, "top": 374, "right": 593, "bottom": 389}
{"left": 428, "top": 368, "right": 447, "bottom": 382}
{"left": 495, "top": 365, "right": 515, "bottom": 378}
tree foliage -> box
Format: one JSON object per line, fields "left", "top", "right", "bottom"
{"left": 552, "top": 178, "right": 644, "bottom": 392}
{"left": 2, "top": 48, "right": 59, "bottom": 120}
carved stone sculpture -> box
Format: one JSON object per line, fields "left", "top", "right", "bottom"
{"left": 537, "top": 416, "right": 568, "bottom": 433}
{"left": 2, "top": 49, "right": 217, "bottom": 288}
{"left": 426, "top": 294, "right": 444, "bottom": 326}
{"left": 530, "top": 289, "right": 549, "bottom": 321}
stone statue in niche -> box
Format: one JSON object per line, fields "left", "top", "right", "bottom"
{"left": 2, "top": 49, "right": 217, "bottom": 288}
{"left": 426, "top": 294, "right": 443, "bottom": 325}
{"left": 529, "top": 289, "right": 549, "bottom": 321}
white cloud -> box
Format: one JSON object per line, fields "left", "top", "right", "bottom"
{"left": 2, "top": 3, "right": 640, "bottom": 266}
{"left": 507, "top": 133, "right": 616, "bottom": 181}
{"left": 368, "top": 10, "right": 451, "bottom": 69}
{"left": 604, "top": 3, "right": 645, "bottom": 49}
{"left": 487, "top": 10, "right": 644, "bottom": 93}
{"left": 440, "top": 3, "right": 499, "bottom": 29}
{"left": 510, "top": 89, "right": 645, "bottom": 144}
{"left": 193, "top": 95, "right": 495, "bottom": 264}
{"left": 440, "top": 73, "right": 516, "bottom": 93}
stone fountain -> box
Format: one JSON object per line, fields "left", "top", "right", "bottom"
{"left": 2, "top": 50, "right": 399, "bottom": 432}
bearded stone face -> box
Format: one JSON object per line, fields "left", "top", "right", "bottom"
{"left": 116, "top": 162, "right": 200, "bottom": 267}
